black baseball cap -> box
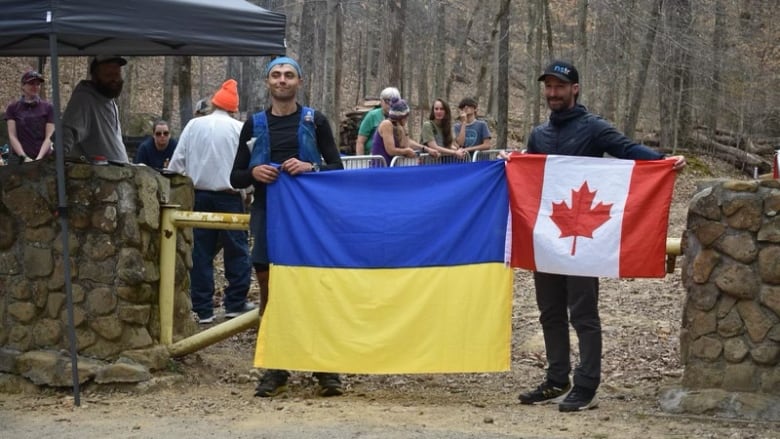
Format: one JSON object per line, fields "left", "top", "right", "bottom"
{"left": 538, "top": 60, "right": 579, "bottom": 83}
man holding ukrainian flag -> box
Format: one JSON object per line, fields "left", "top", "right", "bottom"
{"left": 230, "top": 56, "right": 344, "bottom": 397}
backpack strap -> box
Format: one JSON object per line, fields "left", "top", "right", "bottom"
{"left": 248, "top": 111, "right": 270, "bottom": 167}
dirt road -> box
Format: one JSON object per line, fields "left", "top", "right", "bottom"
{"left": 2, "top": 157, "right": 777, "bottom": 438}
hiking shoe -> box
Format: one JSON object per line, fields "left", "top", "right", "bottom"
{"left": 558, "top": 385, "right": 599, "bottom": 412}
{"left": 254, "top": 369, "right": 289, "bottom": 397}
{"left": 518, "top": 380, "right": 571, "bottom": 405}
{"left": 313, "top": 372, "right": 343, "bottom": 397}
{"left": 197, "top": 314, "right": 215, "bottom": 325}
{"left": 225, "top": 302, "right": 257, "bottom": 319}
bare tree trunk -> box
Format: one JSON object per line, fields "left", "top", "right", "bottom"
{"left": 117, "top": 57, "right": 134, "bottom": 134}
{"left": 523, "top": 0, "right": 544, "bottom": 137}
{"left": 226, "top": 57, "right": 241, "bottom": 83}
{"left": 495, "top": 0, "right": 511, "bottom": 149}
{"left": 615, "top": 0, "right": 638, "bottom": 124}
{"left": 658, "top": 7, "right": 673, "bottom": 148}
{"left": 543, "top": 0, "right": 554, "bottom": 57}
{"left": 417, "top": 34, "right": 431, "bottom": 132}
{"left": 376, "top": 0, "right": 389, "bottom": 91}
{"left": 445, "top": 3, "right": 478, "bottom": 101}
{"left": 322, "top": 0, "right": 343, "bottom": 137}
{"left": 300, "top": 0, "right": 316, "bottom": 104}
{"left": 575, "top": 0, "right": 588, "bottom": 103}
{"left": 314, "top": 5, "right": 327, "bottom": 107}
{"left": 334, "top": 1, "right": 343, "bottom": 122}
{"left": 433, "top": 1, "right": 447, "bottom": 99}
{"left": 596, "top": 2, "right": 630, "bottom": 121}
{"left": 177, "top": 56, "right": 193, "bottom": 129}
{"left": 623, "top": 0, "right": 662, "bottom": 139}
{"left": 477, "top": 0, "right": 501, "bottom": 114}
{"left": 705, "top": 0, "right": 725, "bottom": 151}
{"left": 356, "top": 30, "right": 364, "bottom": 105}
{"left": 162, "top": 57, "right": 175, "bottom": 123}
{"left": 672, "top": 0, "right": 693, "bottom": 153}
{"left": 658, "top": 0, "right": 693, "bottom": 151}
{"left": 243, "top": 57, "right": 266, "bottom": 114}
{"left": 386, "top": 0, "right": 406, "bottom": 92}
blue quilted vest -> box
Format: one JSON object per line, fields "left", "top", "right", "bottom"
{"left": 248, "top": 106, "right": 322, "bottom": 167}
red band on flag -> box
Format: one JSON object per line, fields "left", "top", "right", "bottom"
{"left": 506, "top": 154, "right": 546, "bottom": 270}
{"left": 619, "top": 160, "right": 675, "bottom": 277}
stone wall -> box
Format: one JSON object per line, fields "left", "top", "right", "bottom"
{"left": 0, "top": 160, "right": 196, "bottom": 388}
{"left": 663, "top": 178, "right": 780, "bottom": 420}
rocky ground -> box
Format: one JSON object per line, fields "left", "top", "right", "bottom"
{"left": 2, "top": 156, "right": 779, "bottom": 438}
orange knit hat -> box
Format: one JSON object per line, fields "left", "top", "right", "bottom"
{"left": 211, "top": 79, "right": 239, "bottom": 112}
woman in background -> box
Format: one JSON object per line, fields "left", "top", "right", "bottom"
{"left": 372, "top": 97, "right": 439, "bottom": 165}
{"left": 421, "top": 98, "right": 466, "bottom": 160}
{"left": 4, "top": 70, "right": 54, "bottom": 163}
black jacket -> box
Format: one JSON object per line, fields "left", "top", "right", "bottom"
{"left": 527, "top": 104, "right": 664, "bottom": 160}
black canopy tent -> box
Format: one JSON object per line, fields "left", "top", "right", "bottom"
{"left": 0, "top": 0, "right": 286, "bottom": 405}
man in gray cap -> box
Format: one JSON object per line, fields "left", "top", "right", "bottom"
{"left": 62, "top": 55, "right": 129, "bottom": 163}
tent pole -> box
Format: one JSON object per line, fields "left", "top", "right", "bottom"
{"left": 49, "top": 33, "right": 81, "bottom": 407}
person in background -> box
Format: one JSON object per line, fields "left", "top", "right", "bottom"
{"left": 133, "top": 120, "right": 177, "bottom": 169}
{"left": 167, "top": 79, "right": 254, "bottom": 325}
{"left": 61, "top": 55, "right": 129, "bottom": 163}
{"left": 4, "top": 70, "right": 54, "bottom": 163}
{"left": 515, "top": 59, "right": 686, "bottom": 413}
{"left": 372, "top": 97, "right": 438, "bottom": 165}
{"left": 193, "top": 98, "right": 212, "bottom": 117}
{"left": 421, "top": 98, "right": 466, "bottom": 160}
{"left": 230, "top": 56, "right": 344, "bottom": 398}
{"left": 454, "top": 97, "right": 491, "bottom": 154}
{"left": 355, "top": 87, "right": 401, "bottom": 155}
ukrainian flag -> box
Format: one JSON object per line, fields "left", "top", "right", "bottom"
{"left": 254, "top": 160, "right": 513, "bottom": 373}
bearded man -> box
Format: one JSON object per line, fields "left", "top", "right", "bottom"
{"left": 62, "top": 55, "right": 129, "bottom": 163}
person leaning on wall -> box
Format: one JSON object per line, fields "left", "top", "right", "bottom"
{"left": 4, "top": 70, "right": 55, "bottom": 163}
{"left": 61, "top": 55, "right": 130, "bottom": 163}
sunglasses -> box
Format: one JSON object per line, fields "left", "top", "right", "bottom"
{"left": 155, "top": 131, "right": 170, "bottom": 136}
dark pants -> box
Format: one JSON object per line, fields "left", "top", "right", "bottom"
{"left": 533, "top": 272, "right": 601, "bottom": 391}
{"left": 190, "top": 190, "right": 251, "bottom": 319}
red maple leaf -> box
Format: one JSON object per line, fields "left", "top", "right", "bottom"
{"left": 550, "top": 181, "right": 613, "bottom": 256}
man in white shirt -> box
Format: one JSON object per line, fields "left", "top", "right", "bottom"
{"left": 167, "top": 79, "right": 254, "bottom": 324}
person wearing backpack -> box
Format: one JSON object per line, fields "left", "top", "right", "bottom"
{"left": 230, "top": 56, "right": 344, "bottom": 398}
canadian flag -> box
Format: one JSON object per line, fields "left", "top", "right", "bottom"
{"left": 506, "top": 154, "right": 676, "bottom": 278}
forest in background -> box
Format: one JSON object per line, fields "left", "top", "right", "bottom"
{"left": 1, "top": 0, "right": 778, "bottom": 171}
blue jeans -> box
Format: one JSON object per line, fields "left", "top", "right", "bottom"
{"left": 190, "top": 190, "right": 251, "bottom": 319}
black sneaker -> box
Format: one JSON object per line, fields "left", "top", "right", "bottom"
{"left": 558, "top": 385, "right": 599, "bottom": 412}
{"left": 313, "top": 372, "right": 343, "bottom": 397}
{"left": 254, "top": 369, "right": 289, "bottom": 397}
{"left": 518, "top": 380, "right": 571, "bottom": 405}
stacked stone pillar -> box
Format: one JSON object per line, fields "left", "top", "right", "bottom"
{"left": 0, "top": 161, "right": 195, "bottom": 387}
{"left": 681, "top": 179, "right": 780, "bottom": 395}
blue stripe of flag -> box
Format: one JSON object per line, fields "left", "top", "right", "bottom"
{"left": 267, "top": 160, "right": 508, "bottom": 268}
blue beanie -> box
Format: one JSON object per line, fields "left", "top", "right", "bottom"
{"left": 265, "top": 57, "right": 303, "bottom": 78}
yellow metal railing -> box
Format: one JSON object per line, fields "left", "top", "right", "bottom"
{"left": 158, "top": 205, "right": 255, "bottom": 348}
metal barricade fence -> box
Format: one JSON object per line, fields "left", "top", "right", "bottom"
{"left": 472, "top": 149, "right": 506, "bottom": 162}
{"left": 390, "top": 152, "right": 472, "bottom": 167}
{"left": 390, "top": 155, "right": 421, "bottom": 167}
{"left": 341, "top": 155, "right": 387, "bottom": 169}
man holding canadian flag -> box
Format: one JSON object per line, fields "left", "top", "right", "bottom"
{"left": 504, "top": 60, "right": 687, "bottom": 413}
